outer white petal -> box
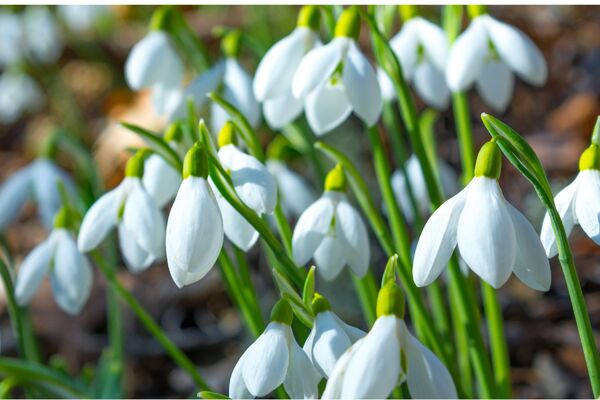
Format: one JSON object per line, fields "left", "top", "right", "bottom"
{"left": 446, "top": 17, "right": 489, "bottom": 92}
{"left": 484, "top": 15, "right": 547, "bottom": 86}
{"left": 254, "top": 27, "right": 314, "bottom": 101}
{"left": 292, "top": 194, "right": 335, "bottom": 265}
{"left": 50, "top": 230, "right": 93, "bottom": 314}
{"left": 575, "top": 170, "right": 600, "bottom": 245}
{"left": 292, "top": 37, "right": 346, "bottom": 98}
{"left": 332, "top": 313, "right": 366, "bottom": 343}
{"left": 284, "top": 335, "right": 319, "bottom": 399}
{"left": 321, "top": 338, "right": 364, "bottom": 399}
{"left": 77, "top": 183, "right": 123, "bottom": 252}
{"left": 335, "top": 197, "right": 369, "bottom": 278}
{"left": 142, "top": 154, "right": 182, "bottom": 208}
{"left": 166, "top": 177, "right": 224, "bottom": 288}
{"left": 14, "top": 236, "right": 54, "bottom": 305}
{"left": 475, "top": 60, "right": 515, "bottom": 113}
{"left": 242, "top": 322, "right": 291, "bottom": 397}
{"left": 377, "top": 68, "right": 396, "bottom": 102}
{"left": 0, "top": 166, "right": 32, "bottom": 229}
{"left": 118, "top": 223, "right": 154, "bottom": 273}
{"left": 413, "top": 187, "right": 467, "bottom": 286}
{"left": 389, "top": 22, "right": 419, "bottom": 79}
{"left": 221, "top": 58, "right": 261, "bottom": 128}
{"left": 152, "top": 83, "right": 183, "bottom": 117}
{"left": 457, "top": 177, "right": 516, "bottom": 288}
{"left": 541, "top": 178, "right": 579, "bottom": 257}
{"left": 313, "top": 235, "right": 346, "bottom": 281}
{"left": 267, "top": 161, "right": 316, "bottom": 217}
{"left": 229, "top": 350, "right": 253, "bottom": 399}
{"left": 413, "top": 60, "right": 450, "bottom": 110}
{"left": 214, "top": 184, "right": 259, "bottom": 251}
{"left": 342, "top": 41, "right": 382, "bottom": 127}
{"left": 218, "top": 144, "right": 277, "bottom": 214}
{"left": 391, "top": 155, "right": 431, "bottom": 222}
{"left": 170, "top": 62, "right": 225, "bottom": 120}
{"left": 341, "top": 316, "right": 401, "bottom": 399}
{"left": 31, "top": 159, "right": 74, "bottom": 229}
{"left": 310, "top": 311, "right": 353, "bottom": 378}
{"left": 506, "top": 203, "right": 551, "bottom": 291}
{"left": 304, "top": 80, "right": 352, "bottom": 136}
{"left": 414, "top": 17, "right": 449, "bottom": 72}
{"left": 262, "top": 89, "right": 304, "bottom": 130}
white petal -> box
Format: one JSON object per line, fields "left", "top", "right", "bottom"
{"left": 242, "top": 322, "right": 291, "bottom": 397}
{"left": 142, "top": 154, "right": 182, "bottom": 208}
{"left": 267, "top": 161, "right": 316, "bottom": 217}
{"left": 152, "top": 83, "right": 183, "bottom": 117}
{"left": 311, "top": 311, "right": 353, "bottom": 378}
{"left": 214, "top": 184, "right": 259, "bottom": 251}
{"left": 292, "top": 37, "right": 346, "bottom": 99}
{"left": 171, "top": 62, "right": 224, "bottom": 120}
{"left": 332, "top": 313, "right": 366, "bottom": 343}
{"left": 475, "top": 60, "right": 515, "bottom": 113}
{"left": 321, "top": 338, "right": 364, "bottom": 399}
{"left": 341, "top": 316, "right": 401, "bottom": 399}
{"left": 414, "top": 17, "right": 449, "bottom": 72}
{"left": 263, "top": 89, "right": 304, "bottom": 130}
{"left": 50, "top": 230, "right": 92, "bottom": 314}
{"left": 304, "top": 80, "right": 352, "bottom": 136}
{"left": 284, "top": 335, "right": 319, "bottom": 399}
{"left": 0, "top": 166, "right": 32, "bottom": 229}
{"left": 413, "top": 187, "right": 467, "bottom": 286}
{"left": 377, "top": 68, "right": 396, "bottom": 102}
{"left": 118, "top": 223, "right": 154, "bottom": 273}
{"left": 335, "top": 197, "right": 369, "bottom": 278}
{"left": 446, "top": 17, "right": 489, "bottom": 92}
{"left": 506, "top": 203, "right": 551, "bottom": 291}
{"left": 220, "top": 58, "right": 261, "bottom": 128}
{"left": 77, "top": 184, "right": 123, "bottom": 252}
{"left": 457, "top": 177, "right": 516, "bottom": 288}
{"left": 229, "top": 350, "right": 253, "bottom": 400}
{"left": 575, "top": 170, "right": 600, "bottom": 245}
{"left": 541, "top": 178, "right": 579, "bottom": 257}
{"left": 292, "top": 194, "right": 335, "bottom": 265}
{"left": 413, "top": 60, "right": 450, "bottom": 110}
{"left": 484, "top": 15, "right": 547, "bottom": 86}
{"left": 218, "top": 144, "right": 277, "bottom": 214}
{"left": 314, "top": 235, "right": 347, "bottom": 281}
{"left": 254, "top": 27, "right": 314, "bottom": 101}
{"left": 15, "top": 236, "right": 53, "bottom": 305}
{"left": 31, "top": 159, "right": 73, "bottom": 229}
{"left": 389, "top": 22, "right": 419, "bottom": 79}
{"left": 166, "top": 177, "right": 224, "bottom": 288}
{"left": 342, "top": 42, "right": 382, "bottom": 127}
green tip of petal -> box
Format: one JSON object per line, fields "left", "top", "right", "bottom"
{"left": 183, "top": 143, "right": 209, "bottom": 179}
{"left": 164, "top": 121, "right": 183, "bottom": 143}
{"left": 311, "top": 293, "right": 331, "bottom": 315}
{"left": 376, "top": 280, "right": 405, "bottom": 319}
{"left": 297, "top": 5, "right": 320, "bottom": 31}
{"left": 324, "top": 164, "right": 347, "bottom": 192}
{"left": 125, "top": 149, "right": 151, "bottom": 178}
{"left": 474, "top": 139, "right": 502, "bottom": 179}
{"left": 221, "top": 30, "right": 242, "bottom": 58}
{"left": 466, "top": 4, "right": 488, "bottom": 18}
{"left": 217, "top": 121, "right": 238, "bottom": 148}
{"left": 579, "top": 144, "right": 600, "bottom": 171}
{"left": 53, "top": 206, "right": 77, "bottom": 230}
{"left": 270, "top": 298, "right": 293, "bottom": 325}
{"left": 334, "top": 6, "right": 361, "bottom": 40}
{"left": 398, "top": 5, "right": 418, "bottom": 21}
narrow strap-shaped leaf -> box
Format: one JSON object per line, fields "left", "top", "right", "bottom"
{"left": 272, "top": 268, "right": 313, "bottom": 328}
{"left": 120, "top": 122, "right": 183, "bottom": 172}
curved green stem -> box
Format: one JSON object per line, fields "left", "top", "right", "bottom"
{"left": 452, "top": 92, "right": 476, "bottom": 186}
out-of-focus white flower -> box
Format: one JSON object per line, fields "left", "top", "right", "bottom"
{"left": 391, "top": 154, "right": 459, "bottom": 222}
{"left": 58, "top": 5, "right": 110, "bottom": 34}
{"left": 78, "top": 150, "right": 165, "bottom": 273}
{"left": 413, "top": 141, "right": 550, "bottom": 290}
{"left": 292, "top": 7, "right": 382, "bottom": 135}
{"left": 15, "top": 208, "right": 92, "bottom": 315}
{"left": 322, "top": 281, "right": 457, "bottom": 399}
{"left": 292, "top": 165, "right": 369, "bottom": 280}
{"left": 0, "top": 158, "right": 73, "bottom": 230}
{"left": 378, "top": 16, "right": 450, "bottom": 110}
{"left": 0, "top": 72, "right": 44, "bottom": 124}
{"left": 0, "top": 12, "right": 23, "bottom": 67}
{"left": 541, "top": 144, "right": 600, "bottom": 257}
{"left": 253, "top": 6, "right": 320, "bottom": 129}
{"left": 303, "top": 294, "right": 365, "bottom": 379}
{"left": 446, "top": 13, "right": 547, "bottom": 112}
{"left": 23, "top": 7, "right": 63, "bottom": 64}
{"left": 267, "top": 160, "right": 316, "bottom": 217}
{"left": 229, "top": 299, "right": 319, "bottom": 399}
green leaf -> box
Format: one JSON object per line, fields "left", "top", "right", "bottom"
{"left": 302, "top": 266, "right": 316, "bottom": 308}
{"left": 198, "top": 390, "right": 230, "bottom": 399}
{"left": 272, "top": 269, "right": 313, "bottom": 328}
{"left": 381, "top": 254, "right": 399, "bottom": 287}
{"left": 120, "top": 122, "right": 183, "bottom": 172}
{"left": 91, "top": 349, "right": 122, "bottom": 398}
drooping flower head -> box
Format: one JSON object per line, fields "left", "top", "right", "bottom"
{"left": 22, "top": 6, "right": 63, "bottom": 65}
{"left": 413, "top": 140, "right": 551, "bottom": 290}
{"left": 0, "top": 71, "right": 44, "bottom": 124}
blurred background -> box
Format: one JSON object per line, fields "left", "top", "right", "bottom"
{"left": 0, "top": 4, "right": 599, "bottom": 398}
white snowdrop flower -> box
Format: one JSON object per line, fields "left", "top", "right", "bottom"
{"left": 78, "top": 150, "right": 165, "bottom": 273}
{"left": 58, "top": 5, "right": 110, "bottom": 34}
{"left": 446, "top": 12, "right": 547, "bottom": 112}
{"left": 541, "top": 144, "right": 600, "bottom": 258}
{"left": 0, "top": 72, "right": 44, "bottom": 124}
{"left": 267, "top": 160, "right": 316, "bottom": 218}
{"left": 323, "top": 281, "right": 457, "bottom": 399}
{"left": 253, "top": 6, "right": 320, "bottom": 129}
{"left": 391, "top": 154, "right": 459, "bottom": 223}
{"left": 303, "top": 293, "right": 365, "bottom": 379}
{"left": 22, "top": 6, "right": 63, "bottom": 64}
{"left": 413, "top": 140, "right": 551, "bottom": 290}
{"left": 15, "top": 207, "right": 92, "bottom": 315}
{"left": 0, "top": 157, "right": 73, "bottom": 230}
{"left": 229, "top": 299, "right": 318, "bottom": 399}
{"left": 292, "top": 165, "right": 370, "bottom": 280}
{"left": 292, "top": 7, "right": 382, "bottom": 136}
{"left": 378, "top": 16, "right": 450, "bottom": 110}
{"left": 0, "top": 12, "right": 24, "bottom": 68}
{"left": 166, "top": 143, "right": 224, "bottom": 288}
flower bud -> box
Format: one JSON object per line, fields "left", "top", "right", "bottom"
{"left": 579, "top": 144, "right": 600, "bottom": 171}
{"left": 311, "top": 293, "right": 331, "bottom": 315}
{"left": 270, "top": 298, "right": 293, "bottom": 325}
{"left": 324, "top": 164, "right": 347, "bottom": 192}
{"left": 164, "top": 121, "right": 183, "bottom": 143}
{"left": 297, "top": 5, "right": 321, "bottom": 31}
{"left": 221, "top": 30, "right": 242, "bottom": 58}
{"left": 125, "top": 149, "right": 151, "bottom": 178}
{"left": 183, "top": 143, "right": 209, "bottom": 179}
{"left": 218, "top": 121, "right": 238, "bottom": 148}
{"left": 376, "top": 279, "right": 405, "bottom": 319}
{"left": 334, "top": 6, "right": 361, "bottom": 40}
{"left": 474, "top": 140, "right": 502, "bottom": 179}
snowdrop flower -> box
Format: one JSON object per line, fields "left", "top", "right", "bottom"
{"left": 391, "top": 154, "right": 459, "bottom": 223}
{"left": 253, "top": 5, "right": 320, "bottom": 129}
{"left": 446, "top": 9, "right": 547, "bottom": 112}
{"left": 292, "top": 7, "right": 382, "bottom": 135}
{"left": 0, "top": 12, "right": 23, "bottom": 67}
{"left": 0, "top": 72, "right": 44, "bottom": 124}
{"left": 23, "top": 7, "right": 63, "bottom": 64}
{"left": 211, "top": 123, "right": 276, "bottom": 251}
{"left": 0, "top": 156, "right": 72, "bottom": 230}
{"left": 322, "top": 280, "right": 457, "bottom": 399}
{"left": 292, "top": 165, "right": 369, "bottom": 280}
{"left": 78, "top": 150, "right": 165, "bottom": 273}
{"left": 267, "top": 160, "right": 316, "bottom": 218}
{"left": 413, "top": 140, "right": 551, "bottom": 290}
{"left": 541, "top": 143, "right": 600, "bottom": 257}
{"left": 229, "top": 299, "right": 318, "bottom": 399}
{"left": 58, "top": 5, "right": 110, "bottom": 34}
{"left": 378, "top": 14, "right": 450, "bottom": 110}
{"left": 303, "top": 293, "right": 365, "bottom": 378}
{"left": 15, "top": 206, "right": 92, "bottom": 315}
{"left": 166, "top": 143, "right": 223, "bottom": 288}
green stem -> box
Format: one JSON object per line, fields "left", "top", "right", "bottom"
{"left": 281, "top": 121, "right": 327, "bottom": 185}
{"left": 272, "top": 205, "right": 293, "bottom": 256}
{"left": 351, "top": 272, "right": 378, "bottom": 327}
{"left": 452, "top": 92, "right": 476, "bottom": 185}
{"left": 233, "top": 246, "right": 264, "bottom": 323}
{"left": 104, "top": 239, "right": 124, "bottom": 395}
{"left": 449, "top": 281, "right": 473, "bottom": 397}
